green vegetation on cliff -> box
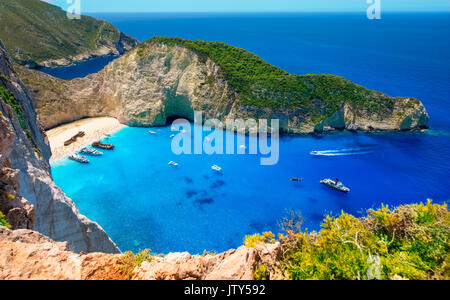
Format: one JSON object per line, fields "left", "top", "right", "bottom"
{"left": 148, "top": 37, "right": 413, "bottom": 120}
{"left": 0, "top": 0, "right": 136, "bottom": 67}
{"left": 0, "top": 211, "right": 11, "bottom": 229}
{"left": 0, "top": 81, "right": 41, "bottom": 156}
{"left": 246, "top": 200, "right": 449, "bottom": 280}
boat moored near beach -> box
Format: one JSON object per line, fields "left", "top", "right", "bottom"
{"left": 80, "top": 147, "right": 103, "bottom": 156}
{"left": 320, "top": 178, "right": 350, "bottom": 193}
{"left": 92, "top": 141, "right": 115, "bottom": 150}
{"left": 69, "top": 154, "right": 89, "bottom": 164}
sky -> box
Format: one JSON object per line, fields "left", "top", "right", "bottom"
{"left": 44, "top": 0, "right": 450, "bottom": 13}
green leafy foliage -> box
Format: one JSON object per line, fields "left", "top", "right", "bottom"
{"left": 0, "top": 211, "right": 11, "bottom": 229}
{"left": 279, "top": 200, "right": 449, "bottom": 280}
{"left": 116, "top": 249, "right": 153, "bottom": 280}
{"left": 147, "top": 37, "right": 404, "bottom": 120}
{"left": 244, "top": 231, "right": 276, "bottom": 248}
{"left": 254, "top": 264, "right": 269, "bottom": 280}
{"left": 0, "top": 83, "right": 41, "bottom": 157}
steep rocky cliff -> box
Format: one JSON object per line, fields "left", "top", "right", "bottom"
{"left": 0, "top": 40, "right": 119, "bottom": 253}
{"left": 0, "top": 0, "right": 138, "bottom": 68}
{"left": 19, "top": 37, "right": 429, "bottom": 133}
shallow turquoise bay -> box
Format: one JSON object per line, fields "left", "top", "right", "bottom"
{"left": 51, "top": 13, "right": 450, "bottom": 254}
{"left": 52, "top": 125, "right": 450, "bottom": 254}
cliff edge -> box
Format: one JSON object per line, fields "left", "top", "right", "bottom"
{"left": 0, "top": 40, "right": 119, "bottom": 254}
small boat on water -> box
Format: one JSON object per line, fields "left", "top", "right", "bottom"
{"left": 290, "top": 178, "right": 303, "bottom": 182}
{"left": 168, "top": 161, "right": 178, "bottom": 166}
{"left": 310, "top": 151, "right": 320, "bottom": 155}
{"left": 149, "top": 131, "right": 157, "bottom": 134}
{"left": 212, "top": 165, "right": 222, "bottom": 172}
{"left": 80, "top": 147, "right": 103, "bottom": 156}
{"left": 69, "top": 154, "right": 89, "bottom": 164}
{"left": 92, "top": 141, "right": 115, "bottom": 150}
{"left": 320, "top": 178, "right": 350, "bottom": 193}
{"left": 170, "top": 134, "right": 175, "bottom": 138}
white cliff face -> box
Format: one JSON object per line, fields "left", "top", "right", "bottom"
{"left": 0, "top": 41, "right": 119, "bottom": 254}
{"left": 19, "top": 41, "right": 429, "bottom": 134}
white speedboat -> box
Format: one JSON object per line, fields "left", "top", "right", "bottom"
{"left": 170, "top": 134, "right": 175, "bottom": 138}
{"left": 320, "top": 178, "right": 350, "bottom": 193}
{"left": 80, "top": 147, "right": 103, "bottom": 156}
{"left": 168, "top": 161, "right": 178, "bottom": 166}
{"left": 211, "top": 164, "right": 222, "bottom": 172}
{"left": 149, "top": 131, "right": 157, "bottom": 134}
{"left": 69, "top": 154, "right": 89, "bottom": 164}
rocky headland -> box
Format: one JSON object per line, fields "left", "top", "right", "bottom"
{"left": 18, "top": 37, "right": 429, "bottom": 134}
{"left": 0, "top": 0, "right": 138, "bottom": 69}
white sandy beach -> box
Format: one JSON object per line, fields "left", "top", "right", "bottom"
{"left": 46, "top": 117, "right": 126, "bottom": 162}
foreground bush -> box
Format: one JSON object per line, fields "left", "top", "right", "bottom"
{"left": 277, "top": 200, "right": 449, "bottom": 280}
{"left": 0, "top": 211, "right": 11, "bottom": 228}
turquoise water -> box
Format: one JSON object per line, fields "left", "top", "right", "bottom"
{"left": 52, "top": 125, "right": 450, "bottom": 254}
{"left": 51, "top": 13, "right": 450, "bottom": 254}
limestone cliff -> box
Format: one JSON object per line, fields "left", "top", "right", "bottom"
{"left": 0, "top": 226, "right": 283, "bottom": 280}
{"left": 18, "top": 38, "right": 429, "bottom": 133}
{"left": 0, "top": 40, "right": 119, "bottom": 254}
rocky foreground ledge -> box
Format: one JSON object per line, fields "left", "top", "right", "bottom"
{"left": 0, "top": 227, "right": 283, "bottom": 280}
{"left": 19, "top": 37, "right": 429, "bottom": 133}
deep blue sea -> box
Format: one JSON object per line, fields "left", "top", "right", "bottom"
{"left": 50, "top": 13, "right": 450, "bottom": 254}
{"left": 41, "top": 56, "right": 118, "bottom": 80}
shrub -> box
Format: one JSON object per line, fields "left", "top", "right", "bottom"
{"left": 244, "top": 232, "right": 276, "bottom": 248}
{"left": 0, "top": 211, "right": 11, "bottom": 229}
{"left": 254, "top": 264, "right": 269, "bottom": 280}
{"left": 116, "top": 249, "right": 152, "bottom": 280}
{"left": 262, "top": 200, "right": 449, "bottom": 280}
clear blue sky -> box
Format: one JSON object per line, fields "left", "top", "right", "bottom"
{"left": 44, "top": 0, "right": 450, "bottom": 13}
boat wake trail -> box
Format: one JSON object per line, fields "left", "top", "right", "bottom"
{"left": 310, "top": 147, "right": 375, "bottom": 156}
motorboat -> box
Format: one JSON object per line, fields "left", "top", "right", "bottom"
{"left": 79, "top": 147, "right": 103, "bottom": 156}
{"left": 168, "top": 161, "right": 178, "bottom": 166}
{"left": 290, "top": 178, "right": 303, "bottom": 182}
{"left": 212, "top": 165, "right": 222, "bottom": 172}
{"left": 69, "top": 154, "right": 89, "bottom": 164}
{"left": 320, "top": 178, "right": 350, "bottom": 193}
